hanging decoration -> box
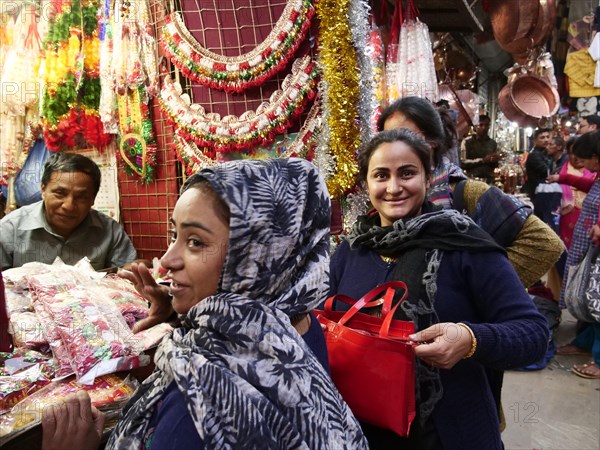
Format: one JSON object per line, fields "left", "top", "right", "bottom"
{"left": 1, "top": 3, "right": 46, "bottom": 212}
{"left": 159, "top": 56, "right": 318, "bottom": 153}
{"left": 41, "top": 0, "right": 112, "bottom": 151}
{"left": 387, "top": 0, "right": 438, "bottom": 102}
{"left": 1, "top": 3, "right": 42, "bottom": 116}
{"left": 348, "top": 0, "right": 377, "bottom": 141}
{"left": 173, "top": 95, "right": 322, "bottom": 174}
{"left": 160, "top": 0, "right": 315, "bottom": 93}
{"left": 98, "top": 0, "right": 158, "bottom": 181}
{"left": 173, "top": 134, "right": 217, "bottom": 173}
{"left": 280, "top": 96, "right": 323, "bottom": 160}
{"left": 116, "top": 88, "right": 156, "bottom": 183}
{"left": 108, "top": 0, "right": 159, "bottom": 96}
{"left": 385, "top": 0, "right": 403, "bottom": 101}
{"left": 316, "top": 0, "right": 362, "bottom": 199}
{"left": 366, "top": 17, "right": 386, "bottom": 130}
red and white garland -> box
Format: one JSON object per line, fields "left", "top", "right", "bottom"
{"left": 173, "top": 95, "right": 322, "bottom": 174}
{"left": 161, "top": 0, "right": 315, "bottom": 93}
{"left": 159, "top": 56, "right": 319, "bottom": 153}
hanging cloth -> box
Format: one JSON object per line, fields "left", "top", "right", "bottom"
{"left": 589, "top": 32, "right": 600, "bottom": 88}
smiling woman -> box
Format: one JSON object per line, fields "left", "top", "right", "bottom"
{"left": 329, "top": 129, "right": 550, "bottom": 449}
{"left": 161, "top": 177, "right": 230, "bottom": 315}
{"left": 359, "top": 131, "right": 432, "bottom": 226}
{"left": 42, "top": 158, "right": 368, "bottom": 450}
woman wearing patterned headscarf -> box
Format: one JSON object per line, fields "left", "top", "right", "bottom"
{"left": 42, "top": 158, "right": 367, "bottom": 450}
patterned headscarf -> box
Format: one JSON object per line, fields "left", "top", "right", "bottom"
{"left": 108, "top": 158, "right": 367, "bottom": 449}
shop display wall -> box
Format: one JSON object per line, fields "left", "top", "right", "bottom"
{"left": 119, "top": 0, "right": 315, "bottom": 260}
{"left": 117, "top": 1, "right": 179, "bottom": 261}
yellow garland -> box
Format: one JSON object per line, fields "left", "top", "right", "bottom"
{"left": 316, "top": 0, "right": 361, "bottom": 199}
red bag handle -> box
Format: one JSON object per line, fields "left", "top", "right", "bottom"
{"left": 375, "top": 0, "right": 390, "bottom": 29}
{"left": 324, "top": 281, "right": 409, "bottom": 338}
{"left": 404, "top": 0, "right": 420, "bottom": 21}
{"left": 389, "top": 0, "right": 403, "bottom": 45}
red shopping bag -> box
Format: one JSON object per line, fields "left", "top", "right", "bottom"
{"left": 315, "top": 281, "right": 416, "bottom": 437}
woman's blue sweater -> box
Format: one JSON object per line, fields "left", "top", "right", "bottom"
{"left": 329, "top": 240, "right": 549, "bottom": 450}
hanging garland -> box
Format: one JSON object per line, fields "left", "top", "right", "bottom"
{"left": 173, "top": 95, "right": 323, "bottom": 174}
{"left": 316, "top": 0, "right": 361, "bottom": 199}
{"left": 280, "top": 96, "right": 322, "bottom": 160}
{"left": 115, "top": 87, "right": 156, "bottom": 183}
{"left": 349, "top": 0, "right": 377, "bottom": 141}
{"left": 159, "top": 56, "right": 319, "bottom": 153}
{"left": 41, "top": 0, "right": 111, "bottom": 151}
{"left": 108, "top": 0, "right": 159, "bottom": 96}
{"left": 160, "top": 0, "right": 315, "bottom": 93}
{"left": 172, "top": 134, "right": 217, "bottom": 174}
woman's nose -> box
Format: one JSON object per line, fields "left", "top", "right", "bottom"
{"left": 386, "top": 178, "right": 402, "bottom": 194}
{"left": 161, "top": 242, "right": 183, "bottom": 271}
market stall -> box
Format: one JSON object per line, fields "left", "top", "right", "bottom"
{"left": 0, "top": 258, "right": 173, "bottom": 446}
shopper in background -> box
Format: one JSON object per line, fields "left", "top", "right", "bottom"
{"left": 550, "top": 131, "right": 600, "bottom": 379}
{"left": 329, "top": 129, "right": 549, "bottom": 449}
{"left": 523, "top": 128, "right": 552, "bottom": 200}
{"left": 42, "top": 158, "right": 367, "bottom": 450}
{"left": 547, "top": 136, "right": 569, "bottom": 174}
{"left": 577, "top": 114, "right": 600, "bottom": 135}
{"left": 547, "top": 137, "right": 594, "bottom": 249}
{"left": 0, "top": 152, "right": 137, "bottom": 270}
{"left": 460, "top": 114, "right": 501, "bottom": 184}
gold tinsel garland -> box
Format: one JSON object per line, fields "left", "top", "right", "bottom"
{"left": 316, "top": 0, "right": 361, "bottom": 199}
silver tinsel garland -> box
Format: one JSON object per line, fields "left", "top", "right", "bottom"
{"left": 349, "top": 0, "right": 377, "bottom": 144}
{"left": 311, "top": 79, "right": 335, "bottom": 181}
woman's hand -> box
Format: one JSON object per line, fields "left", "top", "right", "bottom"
{"left": 410, "top": 322, "right": 473, "bottom": 370}
{"left": 118, "top": 262, "right": 173, "bottom": 333}
{"left": 42, "top": 391, "right": 105, "bottom": 450}
{"left": 546, "top": 174, "right": 559, "bottom": 183}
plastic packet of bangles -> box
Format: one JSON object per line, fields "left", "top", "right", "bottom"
{"left": 0, "top": 373, "right": 138, "bottom": 444}
{"left": 96, "top": 276, "right": 149, "bottom": 329}
{"left": 4, "top": 289, "right": 33, "bottom": 316}
{"left": 7, "top": 311, "right": 47, "bottom": 350}
{"left": 1, "top": 263, "right": 52, "bottom": 293}
{"left": 38, "top": 285, "right": 145, "bottom": 384}
{"left": 0, "top": 364, "right": 52, "bottom": 415}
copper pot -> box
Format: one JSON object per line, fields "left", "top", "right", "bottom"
{"left": 498, "top": 74, "right": 559, "bottom": 128}
{"left": 512, "top": 0, "right": 557, "bottom": 63}
{"left": 490, "top": 0, "right": 540, "bottom": 52}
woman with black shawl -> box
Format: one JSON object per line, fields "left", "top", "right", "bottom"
{"left": 329, "top": 129, "right": 549, "bottom": 450}
{"left": 42, "top": 158, "right": 367, "bottom": 450}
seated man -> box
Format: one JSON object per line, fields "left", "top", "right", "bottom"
{"left": 0, "top": 152, "right": 137, "bottom": 270}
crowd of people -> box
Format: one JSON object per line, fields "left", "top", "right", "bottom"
{"left": 0, "top": 100, "right": 597, "bottom": 449}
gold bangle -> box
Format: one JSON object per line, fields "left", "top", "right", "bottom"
{"left": 457, "top": 323, "right": 477, "bottom": 359}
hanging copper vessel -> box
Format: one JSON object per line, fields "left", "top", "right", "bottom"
{"left": 489, "top": 0, "right": 540, "bottom": 53}
{"left": 498, "top": 73, "right": 559, "bottom": 128}
{"left": 512, "top": 0, "right": 558, "bottom": 63}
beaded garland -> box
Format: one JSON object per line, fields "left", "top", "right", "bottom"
{"left": 161, "top": 0, "right": 315, "bottom": 93}
{"left": 172, "top": 95, "right": 322, "bottom": 174}
{"left": 159, "top": 56, "right": 319, "bottom": 153}
{"left": 116, "top": 87, "right": 156, "bottom": 183}
{"left": 316, "top": 0, "right": 362, "bottom": 199}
